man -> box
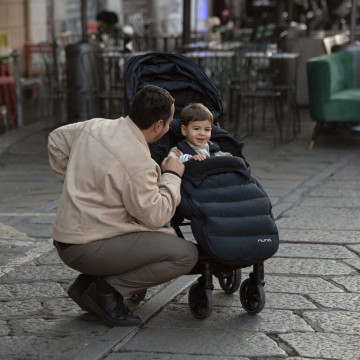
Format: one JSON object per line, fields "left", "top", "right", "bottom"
{"left": 48, "top": 85, "right": 198, "bottom": 327}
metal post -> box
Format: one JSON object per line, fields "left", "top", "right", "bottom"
{"left": 288, "top": 0, "right": 294, "bottom": 21}
{"left": 350, "top": 0, "right": 357, "bottom": 44}
{"left": 52, "top": 41, "right": 60, "bottom": 127}
{"left": 81, "top": 0, "right": 88, "bottom": 43}
{"left": 11, "top": 51, "right": 23, "bottom": 128}
{"left": 277, "top": 0, "right": 285, "bottom": 25}
{"left": 183, "top": 0, "right": 191, "bottom": 46}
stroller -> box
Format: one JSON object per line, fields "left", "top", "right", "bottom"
{"left": 124, "top": 52, "right": 279, "bottom": 319}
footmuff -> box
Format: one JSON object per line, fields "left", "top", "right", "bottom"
{"left": 176, "top": 156, "right": 279, "bottom": 266}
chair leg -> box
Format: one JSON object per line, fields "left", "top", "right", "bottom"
{"left": 246, "top": 97, "right": 251, "bottom": 134}
{"left": 271, "top": 96, "right": 282, "bottom": 144}
{"left": 290, "top": 90, "right": 301, "bottom": 136}
{"left": 235, "top": 93, "right": 242, "bottom": 139}
{"left": 309, "top": 122, "right": 323, "bottom": 149}
{"left": 229, "top": 87, "right": 233, "bottom": 124}
{"left": 236, "top": 94, "right": 252, "bottom": 140}
{"left": 262, "top": 98, "right": 267, "bottom": 131}
{"left": 277, "top": 97, "right": 283, "bottom": 142}
{"left": 278, "top": 94, "right": 286, "bottom": 138}
{"left": 250, "top": 97, "right": 255, "bottom": 134}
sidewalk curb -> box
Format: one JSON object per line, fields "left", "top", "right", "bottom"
{"left": 272, "top": 149, "right": 359, "bottom": 219}
{"left": 69, "top": 275, "right": 199, "bottom": 360}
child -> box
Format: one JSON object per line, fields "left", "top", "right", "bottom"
{"left": 168, "top": 103, "right": 232, "bottom": 162}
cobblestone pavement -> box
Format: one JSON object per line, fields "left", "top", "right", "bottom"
{"left": 0, "top": 113, "right": 359, "bottom": 360}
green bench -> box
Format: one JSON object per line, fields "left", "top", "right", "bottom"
{"left": 306, "top": 51, "right": 360, "bottom": 148}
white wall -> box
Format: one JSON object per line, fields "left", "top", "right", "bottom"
{"left": 27, "top": 0, "right": 47, "bottom": 43}
{"left": 191, "top": 0, "right": 213, "bottom": 33}
{"left": 0, "top": 0, "right": 26, "bottom": 50}
{"left": 105, "top": 0, "right": 124, "bottom": 25}
{"left": 53, "top": 1, "right": 66, "bottom": 38}
{"left": 150, "top": 0, "right": 183, "bottom": 34}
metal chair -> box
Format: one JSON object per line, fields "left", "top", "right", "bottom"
{"left": 230, "top": 44, "right": 283, "bottom": 143}
{"left": 183, "top": 50, "right": 235, "bottom": 124}
{"left": 0, "top": 104, "right": 8, "bottom": 133}
{"left": 24, "top": 42, "right": 66, "bottom": 127}
{"left": 98, "top": 50, "right": 127, "bottom": 118}
{"left": 231, "top": 44, "right": 300, "bottom": 142}
{"left": 0, "top": 52, "right": 22, "bottom": 129}
{"left": 266, "top": 51, "right": 301, "bottom": 139}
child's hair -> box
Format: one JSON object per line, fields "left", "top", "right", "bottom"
{"left": 180, "top": 103, "right": 214, "bottom": 127}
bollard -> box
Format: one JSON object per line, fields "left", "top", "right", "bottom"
{"left": 66, "top": 42, "right": 101, "bottom": 123}
{"left": 11, "top": 50, "right": 23, "bottom": 128}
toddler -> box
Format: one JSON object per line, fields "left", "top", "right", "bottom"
{"left": 168, "top": 103, "right": 232, "bottom": 162}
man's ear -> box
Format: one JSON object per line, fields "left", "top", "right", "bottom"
{"left": 154, "top": 119, "right": 164, "bottom": 132}
{"left": 180, "top": 124, "right": 187, "bottom": 137}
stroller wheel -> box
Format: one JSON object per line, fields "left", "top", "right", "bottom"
{"left": 217, "top": 269, "right": 242, "bottom": 294}
{"left": 129, "top": 290, "right": 147, "bottom": 303}
{"left": 188, "top": 283, "right": 213, "bottom": 319}
{"left": 240, "top": 278, "right": 265, "bottom": 314}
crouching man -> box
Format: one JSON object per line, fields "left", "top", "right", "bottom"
{"left": 48, "top": 85, "right": 198, "bottom": 327}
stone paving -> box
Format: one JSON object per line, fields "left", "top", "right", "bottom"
{"left": 0, "top": 112, "right": 359, "bottom": 360}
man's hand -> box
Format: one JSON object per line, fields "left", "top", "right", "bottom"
{"left": 161, "top": 156, "right": 185, "bottom": 177}
{"left": 190, "top": 154, "right": 207, "bottom": 161}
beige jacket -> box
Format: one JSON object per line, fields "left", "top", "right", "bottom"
{"left": 48, "top": 116, "right": 181, "bottom": 244}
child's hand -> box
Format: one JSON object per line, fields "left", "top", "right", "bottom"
{"left": 225, "top": 152, "right": 233, "bottom": 157}
{"left": 190, "top": 154, "right": 207, "bottom": 161}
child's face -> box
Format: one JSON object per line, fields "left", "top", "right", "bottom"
{"left": 181, "top": 119, "right": 212, "bottom": 147}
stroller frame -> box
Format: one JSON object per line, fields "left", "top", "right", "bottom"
{"left": 173, "top": 220, "right": 266, "bottom": 319}
{"left": 124, "top": 52, "right": 275, "bottom": 319}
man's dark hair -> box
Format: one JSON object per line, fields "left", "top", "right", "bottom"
{"left": 129, "top": 85, "right": 175, "bottom": 130}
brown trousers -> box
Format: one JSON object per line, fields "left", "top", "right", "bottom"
{"left": 54, "top": 231, "right": 198, "bottom": 297}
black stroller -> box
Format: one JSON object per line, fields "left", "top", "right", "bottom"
{"left": 124, "top": 53, "right": 279, "bottom": 319}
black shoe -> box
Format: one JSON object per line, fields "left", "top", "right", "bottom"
{"left": 81, "top": 280, "right": 142, "bottom": 327}
{"left": 67, "top": 274, "right": 96, "bottom": 313}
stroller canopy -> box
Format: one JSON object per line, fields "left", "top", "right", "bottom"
{"left": 124, "top": 52, "right": 224, "bottom": 122}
